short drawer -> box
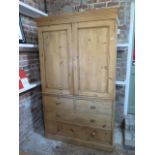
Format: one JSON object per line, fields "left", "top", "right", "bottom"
{"left": 43, "top": 96, "right": 74, "bottom": 112}
{"left": 85, "top": 127, "right": 112, "bottom": 145}
{"left": 45, "top": 120, "right": 85, "bottom": 140}
{"left": 75, "top": 99, "right": 113, "bottom": 116}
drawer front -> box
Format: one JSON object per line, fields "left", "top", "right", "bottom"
{"left": 75, "top": 99, "right": 113, "bottom": 116}
{"left": 45, "top": 120, "right": 85, "bottom": 140}
{"left": 43, "top": 96, "right": 74, "bottom": 112}
{"left": 85, "top": 127, "right": 112, "bottom": 145}
{"left": 44, "top": 110, "right": 112, "bottom": 129}
{"left": 45, "top": 120, "right": 112, "bottom": 145}
{"left": 43, "top": 96, "right": 112, "bottom": 129}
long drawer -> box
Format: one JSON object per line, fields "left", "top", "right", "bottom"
{"left": 44, "top": 110, "right": 112, "bottom": 129}
{"left": 45, "top": 120, "right": 112, "bottom": 145}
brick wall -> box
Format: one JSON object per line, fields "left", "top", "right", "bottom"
{"left": 19, "top": 0, "right": 44, "bottom": 145}
{"left": 19, "top": 0, "right": 45, "bottom": 12}
{"left": 19, "top": 19, "right": 43, "bottom": 145}
{"left": 19, "top": 87, "right": 44, "bottom": 146}
{"left": 116, "top": 47, "right": 128, "bottom": 81}
{"left": 19, "top": 52, "right": 40, "bottom": 83}
{"left": 20, "top": 15, "right": 38, "bottom": 44}
{"left": 115, "top": 85, "right": 125, "bottom": 126}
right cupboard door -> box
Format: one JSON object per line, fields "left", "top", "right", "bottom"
{"left": 73, "top": 20, "right": 116, "bottom": 98}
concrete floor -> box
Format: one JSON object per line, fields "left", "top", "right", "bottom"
{"left": 20, "top": 127, "right": 135, "bottom": 155}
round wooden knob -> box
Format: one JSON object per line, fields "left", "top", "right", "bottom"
{"left": 56, "top": 102, "right": 61, "bottom": 105}
{"left": 102, "top": 124, "right": 106, "bottom": 128}
{"left": 90, "top": 106, "right": 96, "bottom": 109}
{"left": 90, "top": 119, "right": 95, "bottom": 123}
{"left": 56, "top": 114, "right": 60, "bottom": 118}
{"left": 70, "top": 129, "right": 74, "bottom": 133}
{"left": 91, "top": 131, "right": 96, "bottom": 137}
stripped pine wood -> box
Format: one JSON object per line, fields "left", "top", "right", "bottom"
{"left": 37, "top": 8, "right": 118, "bottom": 151}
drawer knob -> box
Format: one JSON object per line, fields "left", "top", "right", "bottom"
{"left": 90, "top": 119, "right": 95, "bottom": 123}
{"left": 102, "top": 124, "right": 106, "bottom": 128}
{"left": 91, "top": 130, "right": 96, "bottom": 137}
{"left": 90, "top": 106, "right": 96, "bottom": 109}
{"left": 70, "top": 129, "right": 74, "bottom": 133}
{"left": 56, "top": 102, "right": 61, "bottom": 105}
{"left": 56, "top": 114, "right": 60, "bottom": 118}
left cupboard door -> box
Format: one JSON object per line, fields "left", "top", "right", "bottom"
{"left": 38, "top": 24, "right": 73, "bottom": 95}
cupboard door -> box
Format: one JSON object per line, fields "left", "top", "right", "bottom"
{"left": 73, "top": 20, "right": 116, "bottom": 98}
{"left": 38, "top": 24, "right": 73, "bottom": 95}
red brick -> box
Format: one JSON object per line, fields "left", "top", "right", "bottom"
{"left": 107, "top": 2, "right": 119, "bottom": 7}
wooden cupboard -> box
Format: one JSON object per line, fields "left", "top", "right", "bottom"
{"left": 36, "top": 8, "right": 118, "bottom": 151}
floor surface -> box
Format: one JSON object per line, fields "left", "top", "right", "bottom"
{"left": 20, "top": 127, "right": 135, "bottom": 155}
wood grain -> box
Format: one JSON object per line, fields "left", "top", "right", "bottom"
{"left": 37, "top": 8, "right": 118, "bottom": 151}
{"left": 36, "top": 8, "right": 118, "bottom": 26}
{"left": 38, "top": 24, "right": 73, "bottom": 95}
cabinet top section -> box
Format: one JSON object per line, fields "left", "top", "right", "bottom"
{"left": 35, "top": 8, "right": 118, "bottom": 26}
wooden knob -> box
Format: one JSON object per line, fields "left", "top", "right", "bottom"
{"left": 56, "top": 102, "right": 61, "bottom": 105}
{"left": 56, "top": 114, "right": 60, "bottom": 118}
{"left": 90, "top": 105, "right": 96, "bottom": 109}
{"left": 90, "top": 119, "right": 95, "bottom": 123}
{"left": 102, "top": 124, "right": 106, "bottom": 128}
{"left": 91, "top": 130, "right": 96, "bottom": 137}
{"left": 70, "top": 129, "right": 74, "bottom": 133}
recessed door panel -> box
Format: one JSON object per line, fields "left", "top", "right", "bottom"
{"left": 38, "top": 24, "right": 73, "bottom": 95}
{"left": 73, "top": 20, "right": 116, "bottom": 98}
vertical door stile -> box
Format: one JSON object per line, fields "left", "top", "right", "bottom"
{"left": 72, "top": 23, "right": 78, "bottom": 95}
{"left": 67, "top": 25, "right": 74, "bottom": 95}
{"left": 108, "top": 21, "right": 117, "bottom": 99}
{"left": 38, "top": 29, "right": 46, "bottom": 91}
{"left": 109, "top": 20, "right": 117, "bottom": 145}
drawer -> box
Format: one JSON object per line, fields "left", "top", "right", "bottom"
{"left": 75, "top": 99, "right": 113, "bottom": 116}
{"left": 85, "top": 127, "right": 112, "bottom": 145}
{"left": 45, "top": 120, "right": 112, "bottom": 145}
{"left": 44, "top": 120, "right": 58, "bottom": 133}
{"left": 72, "top": 113, "right": 112, "bottom": 129}
{"left": 45, "top": 120, "right": 85, "bottom": 140}
{"left": 43, "top": 96, "right": 74, "bottom": 112}
{"left": 44, "top": 110, "right": 112, "bottom": 129}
